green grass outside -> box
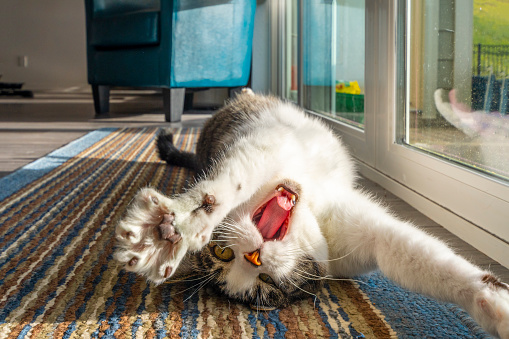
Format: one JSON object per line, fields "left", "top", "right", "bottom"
{"left": 473, "top": 0, "right": 509, "bottom": 45}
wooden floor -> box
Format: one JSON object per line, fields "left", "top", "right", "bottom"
{"left": 1, "top": 90, "right": 508, "bottom": 283}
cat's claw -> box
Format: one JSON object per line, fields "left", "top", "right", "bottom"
{"left": 114, "top": 187, "right": 215, "bottom": 284}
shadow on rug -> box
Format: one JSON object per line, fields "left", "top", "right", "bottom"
{"left": 0, "top": 127, "right": 491, "bottom": 338}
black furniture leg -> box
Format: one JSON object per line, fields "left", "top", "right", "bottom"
{"left": 184, "top": 92, "right": 194, "bottom": 111}
{"left": 163, "top": 88, "right": 185, "bottom": 122}
{"left": 92, "top": 85, "right": 110, "bottom": 116}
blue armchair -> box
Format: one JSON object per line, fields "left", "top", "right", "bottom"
{"left": 84, "top": 0, "right": 256, "bottom": 121}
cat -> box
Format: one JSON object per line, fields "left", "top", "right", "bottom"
{"left": 114, "top": 89, "right": 509, "bottom": 337}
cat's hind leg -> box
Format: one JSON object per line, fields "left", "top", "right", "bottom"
{"left": 328, "top": 189, "right": 509, "bottom": 338}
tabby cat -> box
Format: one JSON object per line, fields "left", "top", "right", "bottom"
{"left": 114, "top": 89, "right": 509, "bottom": 337}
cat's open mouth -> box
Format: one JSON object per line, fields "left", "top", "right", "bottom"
{"left": 251, "top": 184, "right": 298, "bottom": 241}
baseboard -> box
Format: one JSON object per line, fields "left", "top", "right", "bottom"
{"left": 356, "top": 160, "right": 509, "bottom": 269}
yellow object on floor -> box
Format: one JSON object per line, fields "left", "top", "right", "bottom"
{"left": 336, "top": 80, "right": 361, "bottom": 94}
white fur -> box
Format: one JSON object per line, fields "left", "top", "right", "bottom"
{"left": 116, "top": 91, "right": 509, "bottom": 338}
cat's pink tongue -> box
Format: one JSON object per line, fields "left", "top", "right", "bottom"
{"left": 257, "top": 196, "right": 291, "bottom": 239}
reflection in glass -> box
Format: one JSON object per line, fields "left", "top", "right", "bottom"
{"left": 406, "top": 0, "right": 509, "bottom": 181}
{"left": 284, "top": 0, "right": 365, "bottom": 129}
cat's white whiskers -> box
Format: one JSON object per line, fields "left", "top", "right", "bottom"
{"left": 213, "top": 229, "right": 244, "bottom": 238}
{"left": 209, "top": 237, "right": 228, "bottom": 242}
{"left": 167, "top": 270, "right": 217, "bottom": 283}
{"left": 217, "top": 243, "right": 238, "bottom": 248}
{"left": 293, "top": 268, "right": 328, "bottom": 280}
{"left": 181, "top": 271, "right": 219, "bottom": 302}
{"left": 217, "top": 221, "right": 240, "bottom": 229}
{"left": 282, "top": 240, "right": 324, "bottom": 255}
{"left": 209, "top": 238, "right": 239, "bottom": 248}
{"left": 219, "top": 221, "right": 249, "bottom": 236}
{"left": 171, "top": 270, "right": 218, "bottom": 295}
{"left": 216, "top": 222, "right": 248, "bottom": 236}
{"left": 184, "top": 274, "right": 218, "bottom": 302}
{"left": 222, "top": 217, "right": 242, "bottom": 225}
{"left": 214, "top": 235, "right": 242, "bottom": 240}
{"left": 249, "top": 291, "right": 262, "bottom": 317}
{"left": 304, "top": 244, "right": 362, "bottom": 263}
{"left": 208, "top": 239, "right": 229, "bottom": 242}
{"left": 294, "top": 271, "right": 323, "bottom": 281}
{"left": 294, "top": 270, "right": 367, "bottom": 285}
{"left": 294, "top": 267, "right": 358, "bottom": 282}
{"left": 215, "top": 225, "right": 237, "bottom": 232}
{"left": 213, "top": 234, "right": 243, "bottom": 245}
{"left": 285, "top": 276, "right": 319, "bottom": 300}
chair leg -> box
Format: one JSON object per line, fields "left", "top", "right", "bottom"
{"left": 184, "top": 92, "right": 194, "bottom": 111}
{"left": 163, "top": 88, "right": 185, "bottom": 122}
{"left": 92, "top": 85, "right": 110, "bottom": 116}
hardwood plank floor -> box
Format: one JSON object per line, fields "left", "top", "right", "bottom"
{"left": 1, "top": 90, "right": 507, "bottom": 283}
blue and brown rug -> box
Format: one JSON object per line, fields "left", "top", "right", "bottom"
{"left": 0, "top": 127, "right": 492, "bottom": 338}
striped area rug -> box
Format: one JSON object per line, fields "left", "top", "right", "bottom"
{"left": 0, "top": 127, "right": 490, "bottom": 338}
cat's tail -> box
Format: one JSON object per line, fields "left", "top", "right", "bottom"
{"left": 156, "top": 130, "right": 200, "bottom": 171}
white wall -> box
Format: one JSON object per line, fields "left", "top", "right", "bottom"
{"left": 0, "top": 0, "right": 88, "bottom": 90}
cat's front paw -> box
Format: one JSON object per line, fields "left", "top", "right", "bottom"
{"left": 113, "top": 187, "right": 217, "bottom": 284}
{"left": 473, "top": 274, "right": 509, "bottom": 338}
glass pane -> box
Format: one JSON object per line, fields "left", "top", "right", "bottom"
{"left": 332, "top": 0, "right": 365, "bottom": 128}
{"left": 405, "top": 0, "right": 509, "bottom": 181}
{"left": 285, "top": 0, "right": 299, "bottom": 102}
{"left": 284, "top": 0, "right": 365, "bottom": 129}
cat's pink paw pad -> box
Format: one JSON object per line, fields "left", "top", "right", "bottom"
{"left": 114, "top": 188, "right": 187, "bottom": 284}
{"left": 158, "top": 213, "right": 182, "bottom": 243}
{"left": 474, "top": 274, "right": 509, "bottom": 338}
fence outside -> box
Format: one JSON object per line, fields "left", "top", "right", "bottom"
{"left": 473, "top": 44, "right": 509, "bottom": 77}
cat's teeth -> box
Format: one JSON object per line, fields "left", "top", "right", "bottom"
{"left": 278, "top": 187, "right": 284, "bottom": 192}
{"left": 291, "top": 195, "right": 296, "bottom": 205}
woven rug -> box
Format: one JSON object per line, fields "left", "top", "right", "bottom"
{"left": 0, "top": 127, "right": 492, "bottom": 338}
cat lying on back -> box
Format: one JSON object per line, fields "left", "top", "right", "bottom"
{"left": 115, "top": 89, "right": 509, "bottom": 337}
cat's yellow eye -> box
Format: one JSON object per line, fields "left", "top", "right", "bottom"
{"left": 259, "top": 273, "right": 275, "bottom": 285}
{"left": 212, "top": 244, "right": 235, "bottom": 262}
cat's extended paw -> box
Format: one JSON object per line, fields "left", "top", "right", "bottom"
{"left": 113, "top": 188, "right": 217, "bottom": 284}
{"left": 472, "top": 274, "right": 509, "bottom": 338}
{"left": 113, "top": 188, "right": 186, "bottom": 284}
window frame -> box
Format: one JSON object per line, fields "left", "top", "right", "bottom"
{"left": 274, "top": 0, "right": 509, "bottom": 267}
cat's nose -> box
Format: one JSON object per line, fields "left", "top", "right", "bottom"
{"left": 244, "top": 249, "right": 262, "bottom": 266}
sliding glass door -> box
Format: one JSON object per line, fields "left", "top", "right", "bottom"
{"left": 284, "top": 0, "right": 366, "bottom": 128}
{"left": 277, "top": 0, "right": 509, "bottom": 267}
{"left": 405, "top": 0, "right": 509, "bottom": 182}
{"left": 282, "top": 0, "right": 374, "bottom": 164}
